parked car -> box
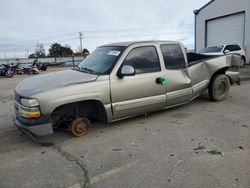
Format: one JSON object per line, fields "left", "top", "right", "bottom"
{"left": 0, "top": 64, "right": 14, "bottom": 78}
{"left": 200, "top": 44, "right": 246, "bottom": 67}
{"left": 13, "top": 41, "right": 240, "bottom": 144}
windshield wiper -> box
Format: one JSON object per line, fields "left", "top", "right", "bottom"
{"left": 72, "top": 67, "right": 80, "bottom": 71}
{"left": 73, "top": 67, "right": 86, "bottom": 72}
{"left": 80, "top": 67, "right": 100, "bottom": 75}
{"left": 81, "top": 67, "right": 93, "bottom": 73}
{"left": 72, "top": 67, "right": 90, "bottom": 73}
{"left": 73, "top": 67, "right": 100, "bottom": 75}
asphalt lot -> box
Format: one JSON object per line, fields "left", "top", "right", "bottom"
{"left": 0, "top": 68, "right": 250, "bottom": 188}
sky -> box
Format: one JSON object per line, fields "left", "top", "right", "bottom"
{"left": 0, "top": 0, "right": 209, "bottom": 58}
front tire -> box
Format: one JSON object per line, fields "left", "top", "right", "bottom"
{"left": 208, "top": 74, "right": 230, "bottom": 102}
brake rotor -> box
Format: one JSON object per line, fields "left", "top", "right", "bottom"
{"left": 70, "top": 117, "right": 89, "bottom": 137}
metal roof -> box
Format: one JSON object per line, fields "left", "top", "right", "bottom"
{"left": 193, "top": 0, "right": 215, "bottom": 15}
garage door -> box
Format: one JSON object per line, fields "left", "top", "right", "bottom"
{"left": 206, "top": 13, "right": 245, "bottom": 46}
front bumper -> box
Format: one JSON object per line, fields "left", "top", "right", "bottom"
{"left": 14, "top": 102, "right": 54, "bottom": 145}
{"left": 13, "top": 116, "right": 54, "bottom": 146}
{"left": 14, "top": 114, "right": 54, "bottom": 136}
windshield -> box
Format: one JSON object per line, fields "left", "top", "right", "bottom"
{"left": 77, "top": 46, "right": 125, "bottom": 75}
{"left": 200, "top": 46, "right": 223, "bottom": 53}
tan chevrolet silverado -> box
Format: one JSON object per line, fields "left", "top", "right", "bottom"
{"left": 13, "top": 41, "right": 240, "bottom": 144}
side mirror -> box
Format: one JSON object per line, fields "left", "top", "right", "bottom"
{"left": 117, "top": 65, "right": 135, "bottom": 77}
{"left": 224, "top": 50, "right": 230, "bottom": 54}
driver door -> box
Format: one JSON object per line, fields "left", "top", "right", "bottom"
{"left": 110, "top": 46, "right": 166, "bottom": 119}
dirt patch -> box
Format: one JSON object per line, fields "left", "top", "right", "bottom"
{"left": 170, "top": 112, "right": 191, "bottom": 119}
{"left": 0, "top": 95, "right": 13, "bottom": 102}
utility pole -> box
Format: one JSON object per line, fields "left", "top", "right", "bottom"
{"left": 4, "top": 50, "right": 6, "bottom": 60}
{"left": 79, "top": 32, "right": 83, "bottom": 56}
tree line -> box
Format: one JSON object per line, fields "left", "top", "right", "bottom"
{"left": 28, "top": 43, "right": 89, "bottom": 58}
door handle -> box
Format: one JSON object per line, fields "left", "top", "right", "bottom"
{"left": 156, "top": 76, "right": 168, "bottom": 85}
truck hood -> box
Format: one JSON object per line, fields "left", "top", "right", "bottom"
{"left": 15, "top": 69, "right": 98, "bottom": 97}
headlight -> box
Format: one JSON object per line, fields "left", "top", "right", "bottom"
{"left": 21, "top": 98, "right": 39, "bottom": 107}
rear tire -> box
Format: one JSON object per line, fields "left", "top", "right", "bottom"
{"left": 208, "top": 74, "right": 230, "bottom": 102}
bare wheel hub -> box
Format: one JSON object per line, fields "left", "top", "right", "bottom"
{"left": 70, "top": 117, "right": 88, "bottom": 137}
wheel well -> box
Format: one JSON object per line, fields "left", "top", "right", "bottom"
{"left": 51, "top": 100, "right": 107, "bottom": 127}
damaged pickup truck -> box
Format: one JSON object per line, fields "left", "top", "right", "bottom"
{"left": 14, "top": 41, "right": 240, "bottom": 142}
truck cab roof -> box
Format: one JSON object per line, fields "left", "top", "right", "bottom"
{"left": 100, "top": 40, "right": 180, "bottom": 47}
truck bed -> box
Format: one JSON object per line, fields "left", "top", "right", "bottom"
{"left": 187, "top": 52, "right": 216, "bottom": 64}
{"left": 187, "top": 52, "right": 240, "bottom": 69}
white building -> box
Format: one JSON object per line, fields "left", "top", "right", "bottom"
{"left": 194, "top": 0, "right": 250, "bottom": 63}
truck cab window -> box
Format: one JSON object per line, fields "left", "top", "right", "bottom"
{"left": 122, "top": 46, "right": 161, "bottom": 74}
{"left": 160, "top": 44, "right": 186, "bottom": 69}
{"left": 224, "top": 45, "right": 241, "bottom": 52}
